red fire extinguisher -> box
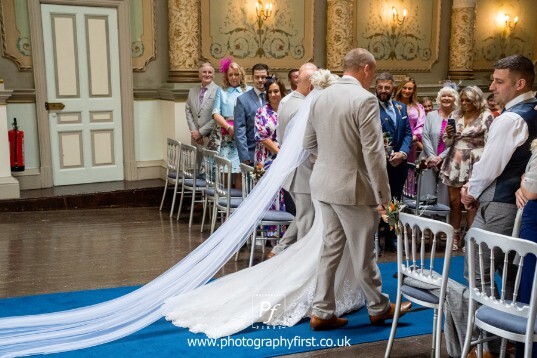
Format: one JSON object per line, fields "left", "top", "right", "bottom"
{"left": 8, "top": 118, "right": 25, "bottom": 172}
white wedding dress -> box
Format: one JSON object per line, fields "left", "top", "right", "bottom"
{"left": 163, "top": 201, "right": 365, "bottom": 338}
{"left": 0, "top": 70, "right": 365, "bottom": 357}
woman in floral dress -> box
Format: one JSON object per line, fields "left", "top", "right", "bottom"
{"left": 440, "top": 86, "right": 494, "bottom": 250}
{"left": 254, "top": 76, "right": 287, "bottom": 237}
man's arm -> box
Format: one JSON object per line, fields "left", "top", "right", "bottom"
{"left": 359, "top": 96, "right": 390, "bottom": 205}
{"left": 466, "top": 112, "right": 529, "bottom": 199}
{"left": 234, "top": 96, "right": 250, "bottom": 163}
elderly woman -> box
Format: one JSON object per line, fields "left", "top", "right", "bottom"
{"left": 441, "top": 86, "right": 494, "bottom": 250}
{"left": 420, "top": 84, "right": 459, "bottom": 205}
{"left": 209, "top": 59, "right": 251, "bottom": 187}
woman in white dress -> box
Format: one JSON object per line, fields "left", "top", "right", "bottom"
{"left": 0, "top": 70, "right": 365, "bottom": 356}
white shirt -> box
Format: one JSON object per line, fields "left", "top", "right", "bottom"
{"left": 467, "top": 91, "right": 533, "bottom": 199}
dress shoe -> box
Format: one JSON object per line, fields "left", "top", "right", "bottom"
{"left": 266, "top": 251, "right": 276, "bottom": 259}
{"left": 466, "top": 346, "right": 498, "bottom": 358}
{"left": 369, "top": 301, "right": 412, "bottom": 325}
{"left": 310, "top": 315, "right": 348, "bottom": 331}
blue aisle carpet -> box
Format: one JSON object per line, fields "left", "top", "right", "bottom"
{"left": 0, "top": 256, "right": 466, "bottom": 357}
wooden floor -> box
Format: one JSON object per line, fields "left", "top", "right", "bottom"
{"left": 0, "top": 197, "right": 450, "bottom": 357}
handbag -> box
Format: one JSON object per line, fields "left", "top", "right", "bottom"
{"left": 221, "top": 119, "right": 234, "bottom": 136}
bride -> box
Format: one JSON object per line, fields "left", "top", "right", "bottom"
{"left": 0, "top": 69, "right": 365, "bottom": 357}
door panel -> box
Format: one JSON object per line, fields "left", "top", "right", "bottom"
{"left": 42, "top": 4, "right": 123, "bottom": 186}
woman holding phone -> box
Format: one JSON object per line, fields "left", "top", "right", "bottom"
{"left": 440, "top": 86, "right": 494, "bottom": 250}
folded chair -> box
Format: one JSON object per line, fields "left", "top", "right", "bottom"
{"left": 176, "top": 143, "right": 206, "bottom": 227}
{"left": 385, "top": 212, "right": 454, "bottom": 358}
{"left": 461, "top": 227, "right": 537, "bottom": 358}
{"left": 210, "top": 156, "right": 243, "bottom": 234}
{"left": 159, "top": 138, "right": 181, "bottom": 217}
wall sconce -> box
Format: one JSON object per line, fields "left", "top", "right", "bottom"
{"left": 255, "top": 0, "right": 273, "bottom": 22}
{"left": 504, "top": 14, "right": 518, "bottom": 31}
{"left": 392, "top": 6, "right": 407, "bottom": 26}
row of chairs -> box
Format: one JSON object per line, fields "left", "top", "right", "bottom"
{"left": 386, "top": 211, "right": 536, "bottom": 358}
{"left": 159, "top": 138, "right": 294, "bottom": 266}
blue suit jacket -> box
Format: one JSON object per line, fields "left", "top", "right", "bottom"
{"left": 234, "top": 89, "right": 261, "bottom": 163}
{"left": 379, "top": 99, "right": 412, "bottom": 155}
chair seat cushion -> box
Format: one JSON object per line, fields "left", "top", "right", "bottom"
{"left": 167, "top": 171, "right": 182, "bottom": 180}
{"left": 476, "top": 305, "right": 537, "bottom": 334}
{"left": 217, "top": 197, "right": 243, "bottom": 208}
{"left": 183, "top": 179, "right": 206, "bottom": 188}
{"left": 205, "top": 187, "right": 242, "bottom": 197}
{"left": 403, "top": 199, "right": 450, "bottom": 212}
{"left": 400, "top": 284, "right": 439, "bottom": 304}
{"left": 262, "top": 210, "right": 295, "bottom": 222}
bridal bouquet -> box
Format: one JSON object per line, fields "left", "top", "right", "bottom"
{"left": 382, "top": 198, "right": 406, "bottom": 235}
{"left": 250, "top": 163, "right": 266, "bottom": 182}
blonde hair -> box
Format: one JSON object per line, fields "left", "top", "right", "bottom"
{"left": 394, "top": 76, "right": 419, "bottom": 105}
{"left": 222, "top": 62, "right": 247, "bottom": 92}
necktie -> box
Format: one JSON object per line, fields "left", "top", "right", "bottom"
{"left": 386, "top": 102, "right": 397, "bottom": 126}
{"left": 259, "top": 92, "right": 266, "bottom": 106}
{"left": 199, "top": 87, "right": 207, "bottom": 105}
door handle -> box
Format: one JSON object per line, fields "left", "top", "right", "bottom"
{"left": 45, "top": 102, "right": 65, "bottom": 111}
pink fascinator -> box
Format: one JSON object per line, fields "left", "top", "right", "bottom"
{"left": 219, "top": 56, "right": 233, "bottom": 73}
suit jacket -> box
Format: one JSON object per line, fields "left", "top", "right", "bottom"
{"left": 303, "top": 77, "right": 390, "bottom": 205}
{"left": 278, "top": 91, "right": 312, "bottom": 194}
{"left": 235, "top": 88, "right": 262, "bottom": 163}
{"left": 185, "top": 81, "right": 219, "bottom": 137}
{"left": 378, "top": 99, "right": 412, "bottom": 155}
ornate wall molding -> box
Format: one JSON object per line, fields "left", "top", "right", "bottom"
{"left": 448, "top": 4, "right": 476, "bottom": 79}
{"left": 200, "top": 0, "right": 313, "bottom": 71}
{"left": 355, "top": 0, "right": 441, "bottom": 72}
{"left": 326, "top": 0, "right": 354, "bottom": 71}
{"left": 131, "top": 0, "right": 157, "bottom": 72}
{"left": 0, "top": 0, "right": 32, "bottom": 70}
{"left": 168, "top": 0, "right": 200, "bottom": 82}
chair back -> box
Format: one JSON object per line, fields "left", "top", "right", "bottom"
{"left": 398, "top": 212, "right": 454, "bottom": 289}
{"left": 165, "top": 138, "right": 181, "bottom": 178}
{"left": 201, "top": 148, "right": 219, "bottom": 191}
{"left": 179, "top": 143, "right": 198, "bottom": 180}
{"left": 466, "top": 228, "right": 537, "bottom": 318}
{"left": 240, "top": 163, "right": 254, "bottom": 198}
{"left": 403, "top": 164, "right": 450, "bottom": 219}
{"left": 213, "top": 155, "right": 233, "bottom": 209}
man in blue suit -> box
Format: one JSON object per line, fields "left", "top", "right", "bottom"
{"left": 234, "top": 63, "right": 269, "bottom": 164}
{"left": 375, "top": 72, "right": 412, "bottom": 252}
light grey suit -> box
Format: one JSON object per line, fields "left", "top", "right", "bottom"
{"left": 185, "top": 81, "right": 219, "bottom": 170}
{"left": 304, "top": 76, "right": 391, "bottom": 318}
{"left": 271, "top": 91, "right": 315, "bottom": 254}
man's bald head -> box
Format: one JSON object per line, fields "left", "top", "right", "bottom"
{"left": 296, "top": 62, "right": 318, "bottom": 96}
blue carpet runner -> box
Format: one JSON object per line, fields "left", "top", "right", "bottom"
{"left": 0, "top": 256, "right": 466, "bottom": 357}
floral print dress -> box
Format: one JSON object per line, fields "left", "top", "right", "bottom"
{"left": 440, "top": 110, "right": 494, "bottom": 187}
{"left": 254, "top": 103, "right": 286, "bottom": 237}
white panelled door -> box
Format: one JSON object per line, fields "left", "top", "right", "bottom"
{"left": 41, "top": 4, "right": 124, "bottom": 186}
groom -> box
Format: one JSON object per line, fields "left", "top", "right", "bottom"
{"left": 304, "top": 48, "right": 411, "bottom": 330}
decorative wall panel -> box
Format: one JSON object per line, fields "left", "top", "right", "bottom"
{"left": 0, "top": 0, "right": 31, "bottom": 70}
{"left": 355, "top": 0, "right": 441, "bottom": 71}
{"left": 201, "top": 0, "right": 314, "bottom": 69}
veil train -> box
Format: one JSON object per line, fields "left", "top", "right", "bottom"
{"left": 0, "top": 89, "right": 320, "bottom": 357}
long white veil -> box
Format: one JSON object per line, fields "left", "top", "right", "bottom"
{"left": 0, "top": 84, "right": 325, "bottom": 357}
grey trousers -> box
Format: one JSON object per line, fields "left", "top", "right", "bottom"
{"left": 312, "top": 202, "right": 390, "bottom": 319}
{"left": 271, "top": 193, "right": 315, "bottom": 254}
{"left": 443, "top": 201, "right": 519, "bottom": 357}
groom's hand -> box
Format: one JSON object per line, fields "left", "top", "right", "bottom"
{"left": 377, "top": 204, "right": 387, "bottom": 217}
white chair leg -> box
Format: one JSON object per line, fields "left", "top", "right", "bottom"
{"left": 210, "top": 203, "right": 218, "bottom": 235}
{"left": 188, "top": 188, "right": 196, "bottom": 228}
{"left": 176, "top": 185, "right": 185, "bottom": 221}
{"left": 499, "top": 338, "right": 507, "bottom": 358}
{"left": 374, "top": 232, "right": 379, "bottom": 261}
{"left": 461, "top": 300, "right": 477, "bottom": 357}
{"left": 159, "top": 180, "right": 168, "bottom": 211}
{"left": 200, "top": 197, "right": 208, "bottom": 232}
{"left": 431, "top": 309, "right": 438, "bottom": 357}
{"left": 249, "top": 229, "right": 257, "bottom": 267}
{"left": 385, "top": 290, "right": 403, "bottom": 357}
{"left": 169, "top": 180, "right": 179, "bottom": 218}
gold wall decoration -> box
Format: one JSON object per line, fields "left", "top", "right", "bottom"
{"left": 0, "top": 0, "right": 155, "bottom": 71}
{"left": 131, "top": 0, "right": 157, "bottom": 71}
{"left": 356, "top": 0, "right": 441, "bottom": 71}
{"left": 201, "top": 0, "right": 313, "bottom": 69}
{"left": 0, "top": 0, "right": 32, "bottom": 70}
{"left": 473, "top": 0, "right": 534, "bottom": 70}
{"left": 326, "top": 0, "right": 354, "bottom": 71}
